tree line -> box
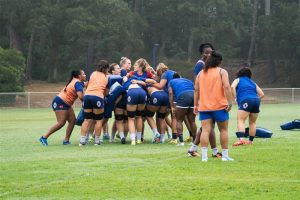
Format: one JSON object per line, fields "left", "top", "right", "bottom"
{"left": 0, "top": 0, "right": 299, "bottom": 92}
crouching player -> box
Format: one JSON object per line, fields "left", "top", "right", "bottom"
{"left": 231, "top": 67, "right": 264, "bottom": 146}
{"left": 39, "top": 70, "right": 86, "bottom": 146}
{"left": 168, "top": 73, "right": 197, "bottom": 146}
{"left": 79, "top": 60, "right": 109, "bottom": 146}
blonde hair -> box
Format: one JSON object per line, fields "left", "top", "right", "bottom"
{"left": 120, "top": 57, "right": 129, "bottom": 66}
{"left": 135, "top": 58, "right": 150, "bottom": 72}
{"left": 156, "top": 63, "right": 169, "bottom": 77}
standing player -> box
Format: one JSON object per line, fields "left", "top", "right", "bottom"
{"left": 39, "top": 70, "right": 86, "bottom": 146}
{"left": 188, "top": 43, "right": 221, "bottom": 158}
{"left": 79, "top": 60, "right": 109, "bottom": 146}
{"left": 194, "top": 51, "right": 234, "bottom": 162}
{"left": 231, "top": 67, "right": 264, "bottom": 146}
{"left": 168, "top": 73, "right": 197, "bottom": 146}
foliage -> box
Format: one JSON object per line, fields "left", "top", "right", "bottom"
{"left": 0, "top": 0, "right": 298, "bottom": 85}
{"left": 0, "top": 47, "right": 25, "bottom": 92}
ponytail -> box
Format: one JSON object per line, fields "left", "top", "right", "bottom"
{"left": 64, "top": 70, "right": 81, "bottom": 92}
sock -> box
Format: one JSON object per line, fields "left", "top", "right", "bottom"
{"left": 119, "top": 132, "right": 125, "bottom": 139}
{"left": 178, "top": 134, "right": 183, "bottom": 143}
{"left": 136, "top": 132, "right": 142, "bottom": 140}
{"left": 80, "top": 136, "right": 86, "bottom": 144}
{"left": 249, "top": 136, "right": 254, "bottom": 142}
{"left": 160, "top": 134, "right": 165, "bottom": 142}
{"left": 95, "top": 136, "right": 100, "bottom": 144}
{"left": 212, "top": 148, "right": 218, "bottom": 156}
{"left": 152, "top": 128, "right": 158, "bottom": 137}
{"left": 189, "top": 143, "right": 198, "bottom": 152}
{"left": 236, "top": 131, "right": 245, "bottom": 140}
{"left": 222, "top": 149, "right": 228, "bottom": 158}
{"left": 130, "top": 133, "right": 136, "bottom": 141}
{"left": 201, "top": 147, "right": 208, "bottom": 160}
{"left": 172, "top": 133, "right": 178, "bottom": 139}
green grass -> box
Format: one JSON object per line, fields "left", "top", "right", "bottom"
{"left": 0, "top": 104, "right": 300, "bottom": 199}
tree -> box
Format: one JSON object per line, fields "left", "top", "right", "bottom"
{"left": 0, "top": 47, "right": 25, "bottom": 92}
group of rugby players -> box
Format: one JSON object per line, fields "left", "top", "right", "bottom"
{"left": 40, "top": 43, "right": 264, "bottom": 162}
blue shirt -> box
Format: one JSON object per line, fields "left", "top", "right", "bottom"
{"left": 236, "top": 77, "right": 259, "bottom": 104}
{"left": 161, "top": 70, "right": 176, "bottom": 91}
{"left": 194, "top": 59, "right": 205, "bottom": 76}
{"left": 120, "top": 69, "right": 127, "bottom": 77}
{"left": 74, "top": 82, "right": 84, "bottom": 92}
{"left": 168, "top": 78, "right": 194, "bottom": 99}
{"left": 108, "top": 75, "right": 123, "bottom": 87}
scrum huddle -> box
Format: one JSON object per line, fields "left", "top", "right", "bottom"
{"left": 40, "top": 43, "right": 264, "bottom": 162}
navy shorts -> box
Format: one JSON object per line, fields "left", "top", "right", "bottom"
{"left": 238, "top": 98, "right": 260, "bottom": 113}
{"left": 52, "top": 96, "right": 70, "bottom": 111}
{"left": 127, "top": 88, "right": 147, "bottom": 105}
{"left": 104, "top": 97, "right": 113, "bottom": 118}
{"left": 115, "top": 95, "right": 127, "bottom": 109}
{"left": 148, "top": 91, "right": 169, "bottom": 107}
{"left": 176, "top": 91, "right": 194, "bottom": 108}
{"left": 83, "top": 95, "right": 104, "bottom": 109}
{"left": 199, "top": 109, "right": 229, "bottom": 122}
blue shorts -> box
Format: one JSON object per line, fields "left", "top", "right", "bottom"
{"left": 148, "top": 91, "right": 169, "bottom": 107}
{"left": 52, "top": 96, "right": 70, "bottom": 111}
{"left": 115, "top": 95, "right": 127, "bottom": 109}
{"left": 176, "top": 91, "right": 194, "bottom": 108}
{"left": 238, "top": 98, "right": 260, "bottom": 113}
{"left": 127, "top": 88, "right": 147, "bottom": 105}
{"left": 199, "top": 109, "right": 229, "bottom": 122}
{"left": 83, "top": 95, "right": 104, "bottom": 109}
{"left": 104, "top": 97, "right": 114, "bottom": 118}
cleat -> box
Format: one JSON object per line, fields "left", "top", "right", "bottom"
{"left": 184, "top": 137, "right": 193, "bottom": 143}
{"left": 94, "top": 142, "right": 101, "bottom": 146}
{"left": 168, "top": 139, "right": 178, "bottom": 144}
{"left": 79, "top": 142, "right": 86, "bottom": 146}
{"left": 232, "top": 140, "right": 246, "bottom": 146}
{"left": 131, "top": 141, "right": 136, "bottom": 146}
{"left": 187, "top": 150, "right": 200, "bottom": 157}
{"left": 121, "top": 138, "right": 126, "bottom": 144}
{"left": 39, "top": 136, "right": 48, "bottom": 146}
{"left": 102, "top": 134, "right": 110, "bottom": 141}
{"left": 62, "top": 140, "right": 71, "bottom": 145}
{"left": 177, "top": 142, "right": 185, "bottom": 147}
{"left": 136, "top": 139, "right": 142, "bottom": 144}
{"left": 244, "top": 140, "right": 253, "bottom": 145}
{"left": 212, "top": 152, "right": 222, "bottom": 158}
{"left": 222, "top": 156, "right": 234, "bottom": 161}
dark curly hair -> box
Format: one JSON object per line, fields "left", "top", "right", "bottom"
{"left": 198, "top": 43, "right": 214, "bottom": 54}
{"left": 203, "top": 51, "right": 222, "bottom": 72}
{"left": 236, "top": 67, "right": 252, "bottom": 79}
{"left": 96, "top": 60, "right": 109, "bottom": 73}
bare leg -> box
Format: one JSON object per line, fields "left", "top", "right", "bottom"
{"left": 43, "top": 110, "right": 68, "bottom": 138}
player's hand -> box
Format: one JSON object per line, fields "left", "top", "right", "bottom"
{"left": 225, "top": 104, "right": 232, "bottom": 112}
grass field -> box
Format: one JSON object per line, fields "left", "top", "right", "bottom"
{"left": 0, "top": 104, "right": 300, "bottom": 199}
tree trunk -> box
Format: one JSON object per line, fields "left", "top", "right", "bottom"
{"left": 187, "top": 29, "right": 194, "bottom": 62}
{"left": 26, "top": 27, "right": 35, "bottom": 80}
{"left": 8, "top": 17, "right": 22, "bottom": 51}
{"left": 267, "top": 46, "right": 276, "bottom": 83}
{"left": 86, "top": 35, "right": 97, "bottom": 77}
{"left": 134, "top": 0, "right": 140, "bottom": 13}
{"left": 265, "top": 0, "right": 270, "bottom": 16}
{"left": 247, "top": 0, "right": 258, "bottom": 66}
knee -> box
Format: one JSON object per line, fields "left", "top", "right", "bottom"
{"left": 57, "top": 121, "right": 66, "bottom": 128}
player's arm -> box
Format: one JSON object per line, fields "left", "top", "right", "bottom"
{"left": 231, "top": 78, "right": 239, "bottom": 102}
{"left": 153, "top": 79, "right": 167, "bottom": 90}
{"left": 221, "top": 69, "right": 233, "bottom": 112}
{"left": 194, "top": 74, "right": 200, "bottom": 115}
{"left": 168, "top": 86, "right": 176, "bottom": 115}
{"left": 256, "top": 84, "right": 264, "bottom": 99}
{"left": 75, "top": 82, "right": 84, "bottom": 101}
